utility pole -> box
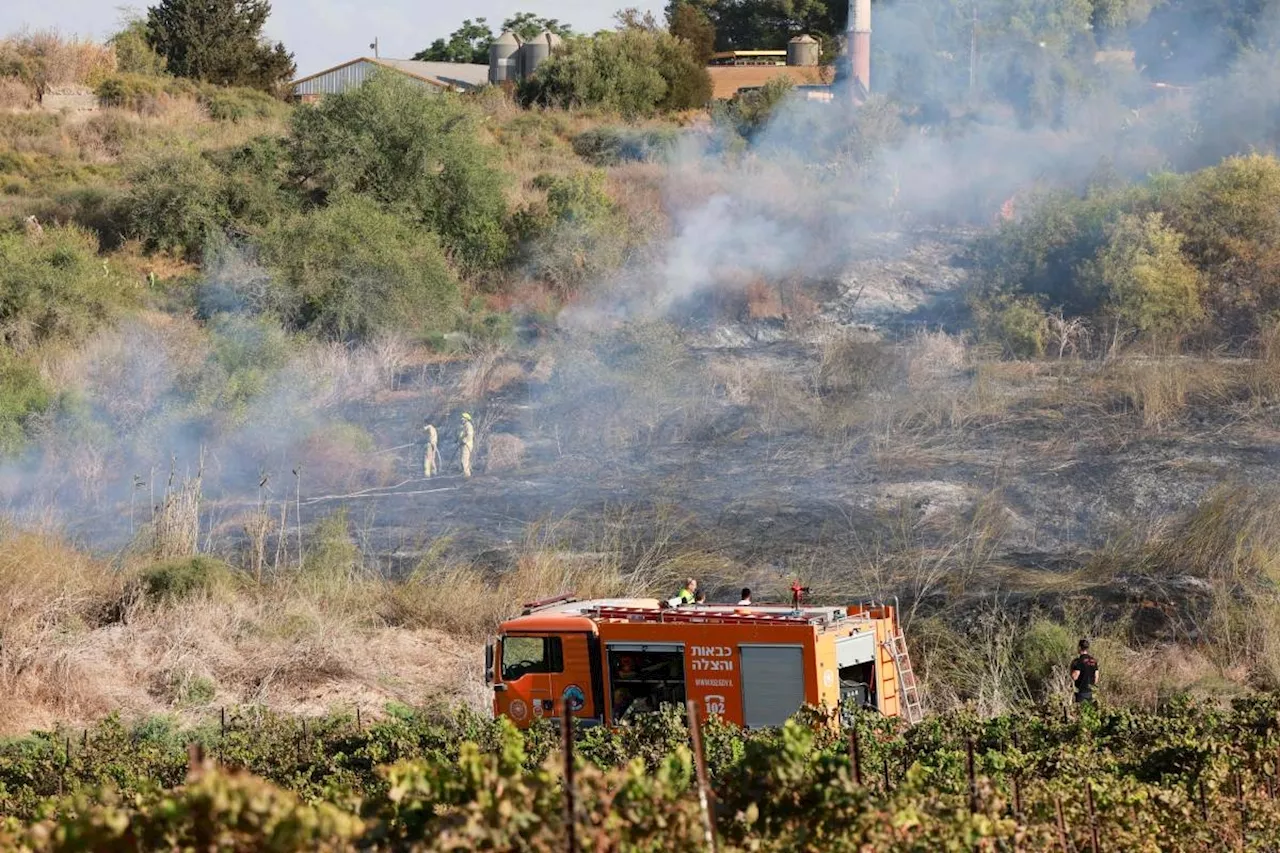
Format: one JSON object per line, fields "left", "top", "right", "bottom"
{"left": 369, "top": 37, "right": 379, "bottom": 58}
{"left": 969, "top": 3, "right": 978, "bottom": 95}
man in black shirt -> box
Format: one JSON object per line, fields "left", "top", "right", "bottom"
{"left": 1070, "top": 639, "right": 1099, "bottom": 704}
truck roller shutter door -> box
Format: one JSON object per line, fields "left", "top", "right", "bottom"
{"left": 740, "top": 645, "right": 805, "bottom": 728}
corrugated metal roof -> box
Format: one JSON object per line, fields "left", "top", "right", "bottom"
{"left": 375, "top": 59, "right": 490, "bottom": 89}
{"left": 291, "top": 57, "right": 489, "bottom": 97}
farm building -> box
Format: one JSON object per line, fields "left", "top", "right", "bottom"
{"left": 290, "top": 57, "right": 489, "bottom": 102}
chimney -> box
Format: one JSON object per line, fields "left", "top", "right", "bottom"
{"left": 847, "top": 0, "right": 870, "bottom": 99}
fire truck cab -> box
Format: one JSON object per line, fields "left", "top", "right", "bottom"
{"left": 486, "top": 595, "right": 920, "bottom": 728}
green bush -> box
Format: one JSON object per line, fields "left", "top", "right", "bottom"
{"left": 572, "top": 126, "right": 678, "bottom": 165}
{"left": 516, "top": 171, "right": 627, "bottom": 296}
{"left": 719, "top": 76, "right": 796, "bottom": 139}
{"left": 183, "top": 313, "right": 295, "bottom": 421}
{"left": 520, "top": 28, "right": 711, "bottom": 116}
{"left": 137, "top": 556, "right": 238, "bottom": 602}
{"left": 0, "top": 225, "right": 135, "bottom": 353}
{"left": 94, "top": 72, "right": 200, "bottom": 110}
{"left": 969, "top": 155, "right": 1280, "bottom": 347}
{"left": 255, "top": 197, "right": 460, "bottom": 341}
{"left": 1160, "top": 154, "right": 1280, "bottom": 334}
{"left": 1094, "top": 211, "right": 1203, "bottom": 338}
{"left": 977, "top": 295, "right": 1048, "bottom": 358}
{"left": 0, "top": 356, "right": 52, "bottom": 454}
{"left": 123, "top": 149, "right": 226, "bottom": 260}
{"left": 37, "top": 185, "right": 128, "bottom": 250}
{"left": 201, "top": 87, "right": 289, "bottom": 123}
{"left": 1016, "top": 619, "right": 1076, "bottom": 700}
{"left": 287, "top": 72, "right": 509, "bottom": 272}
{"left": 207, "top": 135, "right": 296, "bottom": 236}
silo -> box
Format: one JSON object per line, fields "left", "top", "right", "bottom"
{"left": 489, "top": 31, "right": 521, "bottom": 84}
{"left": 520, "top": 31, "right": 562, "bottom": 79}
{"left": 787, "top": 34, "right": 820, "bottom": 67}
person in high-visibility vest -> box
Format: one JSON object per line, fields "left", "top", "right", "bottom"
{"left": 666, "top": 578, "right": 697, "bottom": 607}
{"left": 458, "top": 412, "right": 474, "bottom": 478}
{"left": 422, "top": 420, "right": 438, "bottom": 478}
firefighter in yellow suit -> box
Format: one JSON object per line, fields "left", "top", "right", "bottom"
{"left": 459, "top": 412, "right": 474, "bottom": 478}
{"left": 422, "top": 420, "right": 438, "bottom": 478}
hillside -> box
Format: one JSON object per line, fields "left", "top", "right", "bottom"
{"left": 3, "top": 18, "right": 1280, "bottom": 749}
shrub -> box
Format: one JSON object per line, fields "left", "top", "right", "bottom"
{"left": 255, "top": 197, "right": 460, "bottom": 341}
{"left": 977, "top": 295, "right": 1048, "bottom": 358}
{"left": 95, "top": 72, "right": 199, "bottom": 110}
{"left": 287, "top": 72, "right": 509, "bottom": 272}
{"left": 516, "top": 170, "right": 628, "bottom": 297}
{"left": 1160, "top": 154, "right": 1280, "bottom": 335}
{"left": 1016, "top": 619, "right": 1075, "bottom": 700}
{"left": 572, "top": 126, "right": 678, "bottom": 165}
{"left": 1093, "top": 211, "right": 1203, "bottom": 338}
{"left": 0, "top": 225, "right": 134, "bottom": 352}
{"left": 0, "top": 356, "right": 52, "bottom": 454}
{"left": 123, "top": 149, "right": 226, "bottom": 259}
{"left": 202, "top": 86, "right": 288, "bottom": 122}
{"left": 207, "top": 135, "right": 296, "bottom": 236}
{"left": 721, "top": 75, "right": 795, "bottom": 139}
{"left": 137, "top": 556, "right": 238, "bottom": 602}
{"left": 38, "top": 185, "right": 128, "bottom": 249}
{"left": 520, "top": 28, "right": 711, "bottom": 116}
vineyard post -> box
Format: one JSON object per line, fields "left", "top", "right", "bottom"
{"left": 1198, "top": 779, "right": 1208, "bottom": 823}
{"left": 561, "top": 709, "right": 577, "bottom": 853}
{"left": 1234, "top": 772, "right": 1247, "bottom": 852}
{"left": 685, "top": 699, "right": 719, "bottom": 853}
{"left": 357, "top": 706, "right": 362, "bottom": 731}
{"left": 1054, "top": 795, "right": 1070, "bottom": 853}
{"left": 1012, "top": 729, "right": 1024, "bottom": 822}
{"left": 1085, "top": 782, "right": 1099, "bottom": 853}
{"left": 883, "top": 757, "right": 892, "bottom": 791}
{"left": 967, "top": 738, "right": 978, "bottom": 813}
{"left": 220, "top": 706, "right": 226, "bottom": 765}
{"left": 849, "top": 725, "right": 864, "bottom": 786}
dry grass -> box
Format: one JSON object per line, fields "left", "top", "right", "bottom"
{"left": 454, "top": 347, "right": 526, "bottom": 402}
{"left": 0, "top": 31, "right": 117, "bottom": 89}
{"left": 0, "top": 524, "right": 483, "bottom": 735}
{"left": 0, "top": 78, "right": 33, "bottom": 109}
{"left": 484, "top": 433, "right": 526, "bottom": 473}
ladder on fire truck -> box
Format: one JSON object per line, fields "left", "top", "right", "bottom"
{"left": 884, "top": 630, "right": 924, "bottom": 725}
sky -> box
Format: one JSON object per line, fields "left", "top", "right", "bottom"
{"left": 3, "top": 0, "right": 667, "bottom": 77}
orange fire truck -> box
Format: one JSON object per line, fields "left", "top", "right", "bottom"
{"left": 485, "top": 594, "right": 923, "bottom": 729}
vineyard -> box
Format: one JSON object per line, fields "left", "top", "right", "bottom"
{"left": 3, "top": 697, "right": 1280, "bottom": 850}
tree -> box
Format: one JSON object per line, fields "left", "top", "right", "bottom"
{"left": 1096, "top": 212, "right": 1203, "bottom": 338}
{"left": 520, "top": 27, "right": 711, "bottom": 115}
{"left": 669, "top": 3, "right": 716, "bottom": 64}
{"left": 501, "top": 12, "right": 574, "bottom": 40}
{"left": 412, "top": 18, "right": 494, "bottom": 64}
{"left": 287, "top": 72, "right": 510, "bottom": 271}
{"left": 670, "top": 0, "right": 838, "bottom": 50}
{"left": 109, "top": 14, "right": 167, "bottom": 76}
{"left": 146, "top": 0, "right": 295, "bottom": 92}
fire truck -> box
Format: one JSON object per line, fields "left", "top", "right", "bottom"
{"left": 485, "top": 593, "right": 923, "bottom": 729}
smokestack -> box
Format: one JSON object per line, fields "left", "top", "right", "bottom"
{"left": 846, "top": 0, "right": 870, "bottom": 99}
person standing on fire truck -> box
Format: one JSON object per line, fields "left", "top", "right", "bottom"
{"left": 667, "top": 578, "right": 697, "bottom": 607}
